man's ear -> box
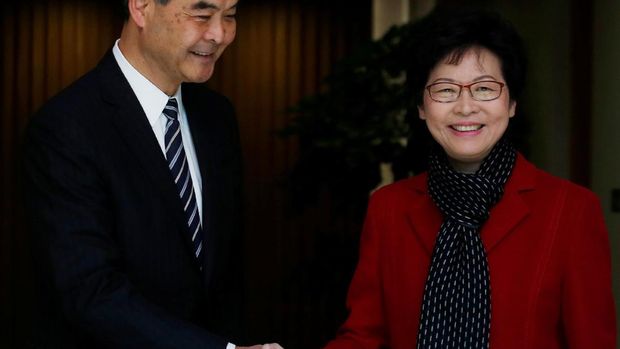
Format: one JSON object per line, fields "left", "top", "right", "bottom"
{"left": 418, "top": 105, "right": 426, "bottom": 120}
{"left": 127, "top": 0, "right": 149, "bottom": 28}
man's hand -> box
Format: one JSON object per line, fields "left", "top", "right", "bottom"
{"left": 237, "top": 344, "right": 284, "bottom": 349}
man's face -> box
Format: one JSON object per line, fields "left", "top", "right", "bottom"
{"left": 141, "top": 0, "right": 237, "bottom": 89}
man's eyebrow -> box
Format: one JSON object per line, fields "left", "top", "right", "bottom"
{"left": 190, "top": 1, "right": 218, "bottom": 10}
{"left": 190, "top": 1, "right": 238, "bottom": 11}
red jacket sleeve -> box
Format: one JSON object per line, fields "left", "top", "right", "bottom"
{"left": 324, "top": 193, "right": 388, "bottom": 349}
{"left": 561, "top": 192, "right": 616, "bottom": 348}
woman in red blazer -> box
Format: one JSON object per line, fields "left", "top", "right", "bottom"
{"left": 324, "top": 9, "right": 616, "bottom": 349}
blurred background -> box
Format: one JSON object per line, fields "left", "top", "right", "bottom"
{"left": 1, "top": 0, "right": 619, "bottom": 348}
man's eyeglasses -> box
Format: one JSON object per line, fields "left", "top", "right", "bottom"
{"left": 426, "top": 81, "right": 505, "bottom": 103}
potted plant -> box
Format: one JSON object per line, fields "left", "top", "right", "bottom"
{"left": 280, "top": 22, "right": 421, "bottom": 213}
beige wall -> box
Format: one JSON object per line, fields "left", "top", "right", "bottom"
{"left": 492, "top": 0, "right": 572, "bottom": 179}
{"left": 372, "top": 0, "right": 410, "bottom": 39}
{"left": 592, "top": 0, "right": 620, "bottom": 343}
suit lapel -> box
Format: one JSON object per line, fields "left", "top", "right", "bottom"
{"left": 96, "top": 52, "right": 191, "bottom": 244}
{"left": 182, "top": 84, "right": 222, "bottom": 280}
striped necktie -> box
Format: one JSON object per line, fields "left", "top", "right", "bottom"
{"left": 163, "top": 98, "right": 203, "bottom": 263}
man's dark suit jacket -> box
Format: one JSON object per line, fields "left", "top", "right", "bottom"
{"left": 22, "top": 51, "right": 244, "bottom": 349}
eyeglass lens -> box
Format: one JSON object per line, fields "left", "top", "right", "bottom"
{"left": 428, "top": 81, "right": 503, "bottom": 102}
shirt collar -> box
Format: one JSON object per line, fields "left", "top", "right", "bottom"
{"left": 112, "top": 39, "right": 183, "bottom": 127}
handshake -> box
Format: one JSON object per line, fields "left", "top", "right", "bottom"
{"left": 239, "top": 344, "right": 284, "bottom": 349}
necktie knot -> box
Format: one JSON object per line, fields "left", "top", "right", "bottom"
{"left": 163, "top": 98, "right": 179, "bottom": 121}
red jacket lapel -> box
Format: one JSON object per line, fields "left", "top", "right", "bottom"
{"left": 482, "top": 154, "right": 536, "bottom": 253}
{"left": 404, "top": 154, "right": 537, "bottom": 256}
{"left": 404, "top": 173, "right": 442, "bottom": 256}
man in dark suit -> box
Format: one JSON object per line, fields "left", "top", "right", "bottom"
{"left": 22, "top": 0, "right": 282, "bottom": 348}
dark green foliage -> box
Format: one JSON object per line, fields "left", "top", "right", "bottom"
{"left": 280, "top": 23, "right": 422, "bottom": 212}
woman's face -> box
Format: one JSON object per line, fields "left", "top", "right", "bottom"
{"left": 418, "top": 47, "right": 516, "bottom": 172}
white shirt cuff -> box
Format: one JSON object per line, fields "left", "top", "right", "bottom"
{"left": 226, "top": 343, "right": 236, "bottom": 349}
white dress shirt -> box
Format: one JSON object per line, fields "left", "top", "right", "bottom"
{"left": 112, "top": 40, "right": 203, "bottom": 222}
{"left": 112, "top": 41, "right": 238, "bottom": 349}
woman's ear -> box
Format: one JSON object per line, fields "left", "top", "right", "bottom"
{"left": 509, "top": 100, "right": 516, "bottom": 118}
{"left": 418, "top": 105, "right": 426, "bottom": 120}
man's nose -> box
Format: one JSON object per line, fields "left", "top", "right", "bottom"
{"left": 204, "top": 17, "right": 225, "bottom": 43}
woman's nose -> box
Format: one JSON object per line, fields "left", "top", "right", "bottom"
{"left": 453, "top": 87, "right": 480, "bottom": 116}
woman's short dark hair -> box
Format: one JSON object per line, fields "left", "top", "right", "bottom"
{"left": 407, "top": 8, "right": 527, "bottom": 107}
{"left": 404, "top": 8, "right": 529, "bottom": 173}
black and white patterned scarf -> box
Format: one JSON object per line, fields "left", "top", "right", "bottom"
{"left": 416, "top": 140, "right": 516, "bottom": 349}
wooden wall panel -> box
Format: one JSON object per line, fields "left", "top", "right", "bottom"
{"left": 0, "top": 5, "right": 17, "bottom": 344}
{"left": 207, "top": 1, "right": 371, "bottom": 346}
